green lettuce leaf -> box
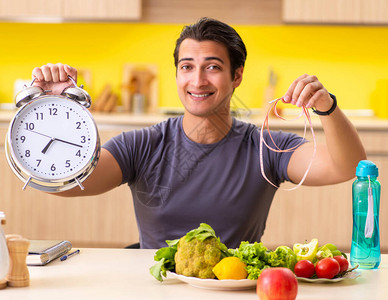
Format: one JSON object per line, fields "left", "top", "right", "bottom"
{"left": 230, "top": 242, "right": 270, "bottom": 279}
{"left": 149, "top": 242, "right": 178, "bottom": 282}
{"left": 268, "top": 246, "right": 297, "bottom": 270}
{"left": 185, "top": 223, "right": 217, "bottom": 242}
{"left": 231, "top": 242, "right": 297, "bottom": 280}
{"left": 184, "top": 223, "right": 230, "bottom": 258}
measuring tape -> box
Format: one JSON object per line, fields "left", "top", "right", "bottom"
{"left": 259, "top": 98, "right": 317, "bottom": 191}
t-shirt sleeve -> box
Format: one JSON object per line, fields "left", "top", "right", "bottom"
{"left": 102, "top": 132, "right": 136, "bottom": 185}
{"left": 102, "top": 126, "right": 161, "bottom": 185}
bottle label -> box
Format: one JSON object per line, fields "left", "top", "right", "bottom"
{"left": 364, "top": 175, "right": 374, "bottom": 238}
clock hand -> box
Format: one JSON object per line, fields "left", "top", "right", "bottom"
{"left": 27, "top": 129, "right": 83, "bottom": 149}
{"left": 27, "top": 129, "right": 53, "bottom": 139}
{"left": 41, "top": 138, "right": 83, "bottom": 153}
{"left": 41, "top": 138, "right": 55, "bottom": 154}
{"left": 54, "top": 138, "right": 83, "bottom": 148}
{"left": 27, "top": 129, "right": 56, "bottom": 154}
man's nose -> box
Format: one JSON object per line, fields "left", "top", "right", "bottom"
{"left": 192, "top": 69, "right": 208, "bottom": 87}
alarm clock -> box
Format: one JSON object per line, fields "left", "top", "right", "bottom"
{"left": 5, "top": 77, "right": 100, "bottom": 192}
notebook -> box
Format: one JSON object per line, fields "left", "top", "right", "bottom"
{"left": 27, "top": 240, "right": 72, "bottom": 266}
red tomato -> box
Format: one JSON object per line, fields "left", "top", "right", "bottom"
{"left": 294, "top": 260, "right": 315, "bottom": 278}
{"left": 333, "top": 255, "right": 349, "bottom": 273}
{"left": 315, "top": 258, "right": 340, "bottom": 279}
{"left": 257, "top": 267, "right": 298, "bottom": 300}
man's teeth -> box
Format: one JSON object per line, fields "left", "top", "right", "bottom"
{"left": 190, "top": 92, "right": 211, "bottom": 98}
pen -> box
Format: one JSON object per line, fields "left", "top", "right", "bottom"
{"left": 60, "top": 249, "right": 80, "bottom": 261}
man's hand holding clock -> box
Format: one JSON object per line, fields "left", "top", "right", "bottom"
{"left": 32, "top": 63, "right": 77, "bottom": 95}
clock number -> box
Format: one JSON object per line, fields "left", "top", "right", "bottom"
{"left": 51, "top": 164, "right": 56, "bottom": 171}
{"left": 49, "top": 108, "right": 58, "bottom": 115}
{"left": 76, "top": 150, "right": 81, "bottom": 157}
{"left": 76, "top": 122, "right": 81, "bottom": 129}
{"left": 36, "top": 159, "right": 41, "bottom": 167}
{"left": 20, "top": 136, "right": 26, "bottom": 143}
{"left": 65, "top": 160, "right": 71, "bottom": 168}
{"left": 25, "top": 123, "right": 34, "bottom": 130}
{"left": 25, "top": 150, "right": 31, "bottom": 157}
{"left": 66, "top": 112, "right": 70, "bottom": 119}
{"left": 80, "top": 136, "right": 86, "bottom": 143}
{"left": 36, "top": 112, "right": 43, "bottom": 120}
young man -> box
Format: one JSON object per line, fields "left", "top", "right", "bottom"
{"left": 31, "top": 18, "right": 366, "bottom": 248}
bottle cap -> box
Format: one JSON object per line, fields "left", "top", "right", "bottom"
{"left": 356, "top": 160, "right": 379, "bottom": 177}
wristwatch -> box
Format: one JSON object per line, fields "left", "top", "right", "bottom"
{"left": 312, "top": 93, "right": 337, "bottom": 116}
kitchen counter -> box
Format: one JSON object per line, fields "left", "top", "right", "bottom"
{"left": 0, "top": 248, "right": 387, "bottom": 300}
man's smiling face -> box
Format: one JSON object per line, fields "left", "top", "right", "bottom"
{"left": 176, "top": 38, "right": 243, "bottom": 118}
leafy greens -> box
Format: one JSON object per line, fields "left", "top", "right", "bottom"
{"left": 150, "top": 223, "right": 297, "bottom": 281}
{"left": 230, "top": 242, "right": 297, "bottom": 280}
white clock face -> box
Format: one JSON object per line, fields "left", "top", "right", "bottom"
{"left": 9, "top": 96, "right": 99, "bottom": 181}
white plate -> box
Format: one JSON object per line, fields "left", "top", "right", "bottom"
{"left": 167, "top": 272, "right": 256, "bottom": 290}
{"left": 297, "top": 270, "right": 361, "bottom": 283}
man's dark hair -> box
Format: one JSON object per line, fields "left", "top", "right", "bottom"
{"left": 173, "top": 17, "right": 247, "bottom": 79}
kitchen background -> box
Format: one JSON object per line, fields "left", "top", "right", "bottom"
{"left": 1, "top": 0, "right": 388, "bottom": 252}
{"left": 0, "top": 0, "right": 388, "bottom": 116}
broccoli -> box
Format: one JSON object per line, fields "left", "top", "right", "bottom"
{"left": 150, "top": 223, "right": 230, "bottom": 281}
{"left": 175, "top": 235, "right": 222, "bottom": 279}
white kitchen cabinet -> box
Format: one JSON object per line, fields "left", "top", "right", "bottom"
{"left": 283, "top": 0, "right": 388, "bottom": 24}
{"left": 0, "top": 0, "right": 62, "bottom": 19}
{"left": 0, "top": 0, "right": 141, "bottom": 21}
{"left": 283, "top": 0, "right": 361, "bottom": 23}
{"left": 62, "top": 0, "right": 141, "bottom": 21}
{"left": 361, "top": 0, "right": 388, "bottom": 24}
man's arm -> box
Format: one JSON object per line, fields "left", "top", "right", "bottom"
{"left": 283, "top": 74, "right": 366, "bottom": 186}
{"left": 58, "top": 148, "right": 123, "bottom": 197}
{"left": 32, "top": 63, "right": 123, "bottom": 196}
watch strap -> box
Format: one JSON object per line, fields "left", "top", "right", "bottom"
{"left": 312, "top": 93, "right": 337, "bottom": 116}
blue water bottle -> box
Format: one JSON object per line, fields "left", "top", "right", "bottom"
{"left": 350, "top": 160, "right": 381, "bottom": 269}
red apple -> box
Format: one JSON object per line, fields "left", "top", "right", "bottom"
{"left": 257, "top": 268, "right": 298, "bottom": 300}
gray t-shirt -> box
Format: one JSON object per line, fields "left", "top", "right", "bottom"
{"left": 103, "top": 116, "right": 305, "bottom": 249}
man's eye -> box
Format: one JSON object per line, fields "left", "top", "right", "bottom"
{"left": 180, "top": 65, "right": 191, "bottom": 70}
{"left": 208, "top": 65, "right": 221, "bottom": 70}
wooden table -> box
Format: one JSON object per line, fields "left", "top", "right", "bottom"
{"left": 0, "top": 249, "right": 387, "bottom": 299}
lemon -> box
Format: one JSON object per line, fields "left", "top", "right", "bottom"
{"left": 293, "top": 238, "right": 319, "bottom": 262}
{"left": 212, "top": 257, "right": 248, "bottom": 280}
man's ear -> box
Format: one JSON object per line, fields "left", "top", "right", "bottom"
{"left": 232, "top": 66, "right": 244, "bottom": 88}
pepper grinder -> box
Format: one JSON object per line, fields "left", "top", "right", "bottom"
{"left": 6, "top": 235, "right": 30, "bottom": 287}
{"left": 0, "top": 212, "right": 9, "bottom": 289}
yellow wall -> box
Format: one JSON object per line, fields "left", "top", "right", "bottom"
{"left": 0, "top": 22, "right": 388, "bottom": 114}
